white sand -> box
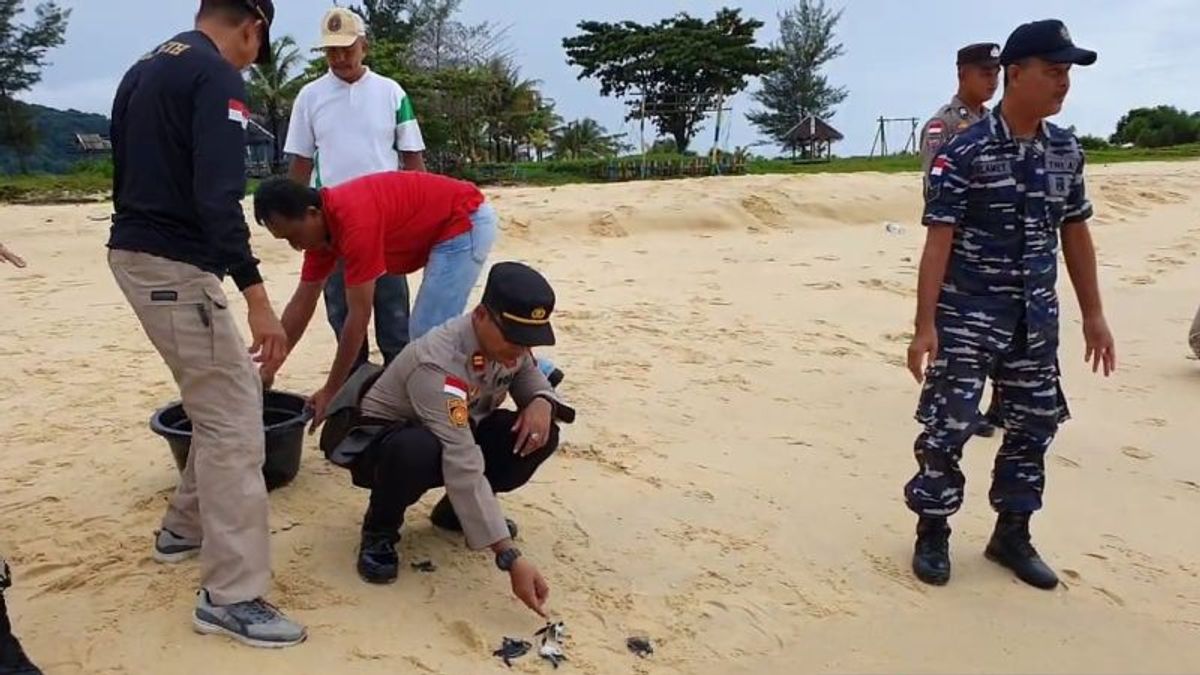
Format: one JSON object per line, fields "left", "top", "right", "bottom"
{"left": 1, "top": 161, "right": 1199, "bottom": 674}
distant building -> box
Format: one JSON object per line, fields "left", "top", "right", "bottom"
{"left": 74, "top": 133, "right": 112, "bottom": 155}
{"left": 782, "top": 116, "right": 843, "bottom": 160}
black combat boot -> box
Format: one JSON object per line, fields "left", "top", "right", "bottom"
{"left": 356, "top": 507, "right": 401, "bottom": 584}
{"left": 0, "top": 592, "right": 42, "bottom": 675}
{"left": 985, "top": 512, "right": 1059, "bottom": 590}
{"left": 357, "top": 530, "right": 400, "bottom": 584}
{"left": 430, "top": 495, "right": 518, "bottom": 539}
{"left": 912, "top": 516, "right": 952, "bottom": 586}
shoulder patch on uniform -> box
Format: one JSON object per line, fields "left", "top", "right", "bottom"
{"left": 447, "top": 398, "right": 469, "bottom": 427}
{"left": 471, "top": 352, "right": 486, "bottom": 372}
{"left": 927, "top": 120, "right": 945, "bottom": 135}
{"left": 443, "top": 375, "right": 468, "bottom": 400}
{"left": 228, "top": 99, "right": 249, "bottom": 129}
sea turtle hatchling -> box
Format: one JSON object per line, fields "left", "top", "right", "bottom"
{"left": 492, "top": 637, "right": 532, "bottom": 668}
{"left": 626, "top": 636, "right": 654, "bottom": 658}
{"left": 535, "top": 621, "right": 568, "bottom": 668}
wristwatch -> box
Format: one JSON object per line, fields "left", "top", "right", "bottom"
{"left": 495, "top": 547, "right": 522, "bottom": 572}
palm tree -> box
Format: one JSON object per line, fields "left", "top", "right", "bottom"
{"left": 552, "top": 118, "right": 622, "bottom": 160}
{"left": 246, "top": 36, "right": 306, "bottom": 169}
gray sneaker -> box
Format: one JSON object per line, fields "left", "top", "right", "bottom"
{"left": 193, "top": 590, "right": 307, "bottom": 648}
{"left": 153, "top": 529, "right": 201, "bottom": 564}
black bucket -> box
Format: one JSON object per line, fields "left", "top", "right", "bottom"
{"left": 149, "top": 390, "right": 311, "bottom": 491}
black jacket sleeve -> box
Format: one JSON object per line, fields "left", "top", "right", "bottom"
{"left": 191, "top": 65, "right": 262, "bottom": 290}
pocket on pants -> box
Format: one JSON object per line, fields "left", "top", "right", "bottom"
{"left": 468, "top": 204, "right": 499, "bottom": 265}
{"left": 204, "top": 286, "right": 246, "bottom": 368}
{"left": 171, "top": 298, "right": 215, "bottom": 366}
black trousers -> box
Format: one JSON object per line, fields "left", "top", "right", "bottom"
{"left": 358, "top": 409, "right": 560, "bottom": 534}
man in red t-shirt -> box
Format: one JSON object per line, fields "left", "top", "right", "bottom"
{"left": 253, "top": 171, "right": 499, "bottom": 423}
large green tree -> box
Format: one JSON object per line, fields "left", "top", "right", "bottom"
{"left": 746, "top": 0, "right": 847, "bottom": 152}
{"left": 0, "top": 0, "right": 69, "bottom": 172}
{"left": 246, "top": 36, "right": 306, "bottom": 167}
{"left": 563, "top": 8, "right": 772, "bottom": 153}
{"left": 1109, "top": 106, "right": 1200, "bottom": 148}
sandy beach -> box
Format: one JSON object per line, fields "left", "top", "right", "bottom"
{"left": 1, "top": 161, "right": 1199, "bottom": 674}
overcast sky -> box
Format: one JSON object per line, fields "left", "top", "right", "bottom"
{"left": 25, "top": 0, "right": 1200, "bottom": 156}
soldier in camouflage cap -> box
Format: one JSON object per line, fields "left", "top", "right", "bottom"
{"left": 905, "top": 19, "right": 1114, "bottom": 591}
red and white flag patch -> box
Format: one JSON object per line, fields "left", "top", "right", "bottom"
{"left": 228, "top": 99, "right": 249, "bottom": 129}
{"left": 930, "top": 156, "right": 948, "bottom": 177}
{"left": 443, "top": 375, "right": 468, "bottom": 400}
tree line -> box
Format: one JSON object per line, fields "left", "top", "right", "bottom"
{"left": 0, "top": 1, "right": 1195, "bottom": 175}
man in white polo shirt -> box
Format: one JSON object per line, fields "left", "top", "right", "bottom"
{"left": 285, "top": 6, "right": 425, "bottom": 367}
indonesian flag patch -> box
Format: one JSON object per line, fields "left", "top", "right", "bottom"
{"left": 443, "top": 375, "right": 468, "bottom": 400}
{"left": 930, "top": 156, "right": 948, "bottom": 177}
{"left": 228, "top": 99, "right": 249, "bottom": 129}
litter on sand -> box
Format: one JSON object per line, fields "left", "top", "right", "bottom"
{"left": 410, "top": 560, "right": 437, "bottom": 573}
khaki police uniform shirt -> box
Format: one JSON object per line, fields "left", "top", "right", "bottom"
{"left": 920, "top": 95, "right": 988, "bottom": 182}
{"left": 359, "top": 315, "right": 560, "bottom": 550}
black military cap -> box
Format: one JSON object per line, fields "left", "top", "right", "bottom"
{"left": 957, "top": 42, "right": 1001, "bottom": 67}
{"left": 1000, "top": 19, "right": 1096, "bottom": 66}
{"left": 238, "top": 0, "right": 275, "bottom": 65}
{"left": 482, "top": 262, "right": 556, "bottom": 347}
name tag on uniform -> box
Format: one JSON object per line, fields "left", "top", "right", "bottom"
{"left": 975, "top": 159, "right": 1012, "bottom": 178}
{"left": 1045, "top": 155, "right": 1079, "bottom": 173}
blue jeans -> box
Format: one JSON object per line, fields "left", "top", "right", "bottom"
{"left": 324, "top": 263, "right": 410, "bottom": 367}
{"left": 412, "top": 204, "right": 559, "bottom": 378}
{"left": 409, "top": 202, "right": 499, "bottom": 339}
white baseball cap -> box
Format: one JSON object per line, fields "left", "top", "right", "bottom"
{"left": 319, "top": 7, "right": 366, "bottom": 49}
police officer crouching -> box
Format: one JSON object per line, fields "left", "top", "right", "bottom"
{"left": 322, "top": 262, "right": 573, "bottom": 618}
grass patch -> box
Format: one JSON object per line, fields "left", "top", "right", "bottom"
{"left": 0, "top": 144, "right": 1196, "bottom": 203}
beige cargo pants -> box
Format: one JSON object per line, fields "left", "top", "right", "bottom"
{"left": 108, "top": 249, "right": 269, "bottom": 605}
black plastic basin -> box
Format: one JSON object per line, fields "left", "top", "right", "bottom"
{"left": 149, "top": 390, "right": 312, "bottom": 491}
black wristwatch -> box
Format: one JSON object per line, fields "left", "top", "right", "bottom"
{"left": 495, "top": 546, "right": 522, "bottom": 572}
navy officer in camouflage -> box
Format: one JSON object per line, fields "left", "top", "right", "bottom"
{"left": 905, "top": 19, "right": 1116, "bottom": 590}
{"left": 920, "top": 42, "right": 1004, "bottom": 438}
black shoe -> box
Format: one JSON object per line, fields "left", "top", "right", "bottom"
{"left": 912, "top": 516, "right": 952, "bottom": 586}
{"left": 357, "top": 531, "right": 400, "bottom": 585}
{"left": 548, "top": 368, "right": 565, "bottom": 388}
{"left": 985, "top": 512, "right": 1059, "bottom": 590}
{"left": 430, "top": 495, "right": 518, "bottom": 539}
{"left": 0, "top": 634, "right": 42, "bottom": 675}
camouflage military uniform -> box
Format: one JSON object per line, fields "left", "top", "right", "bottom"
{"left": 905, "top": 111, "right": 1092, "bottom": 517}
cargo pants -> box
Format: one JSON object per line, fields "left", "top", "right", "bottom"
{"left": 904, "top": 326, "right": 1069, "bottom": 517}
{"left": 108, "top": 250, "right": 269, "bottom": 605}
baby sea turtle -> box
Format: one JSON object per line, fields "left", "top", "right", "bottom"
{"left": 535, "top": 621, "right": 568, "bottom": 669}
{"left": 410, "top": 560, "right": 437, "bottom": 573}
{"left": 492, "top": 637, "right": 532, "bottom": 668}
{"left": 626, "top": 636, "right": 654, "bottom": 658}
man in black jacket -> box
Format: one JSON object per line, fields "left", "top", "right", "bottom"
{"left": 106, "top": 0, "right": 304, "bottom": 648}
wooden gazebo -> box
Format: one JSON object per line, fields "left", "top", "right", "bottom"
{"left": 782, "top": 115, "right": 843, "bottom": 161}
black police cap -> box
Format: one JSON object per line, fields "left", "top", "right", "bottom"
{"left": 957, "top": 42, "right": 1000, "bottom": 67}
{"left": 481, "top": 262, "right": 556, "bottom": 347}
{"left": 1000, "top": 19, "right": 1096, "bottom": 66}
{"left": 232, "top": 0, "right": 275, "bottom": 65}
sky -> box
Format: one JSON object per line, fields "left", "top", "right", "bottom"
{"left": 24, "top": 0, "right": 1200, "bottom": 157}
